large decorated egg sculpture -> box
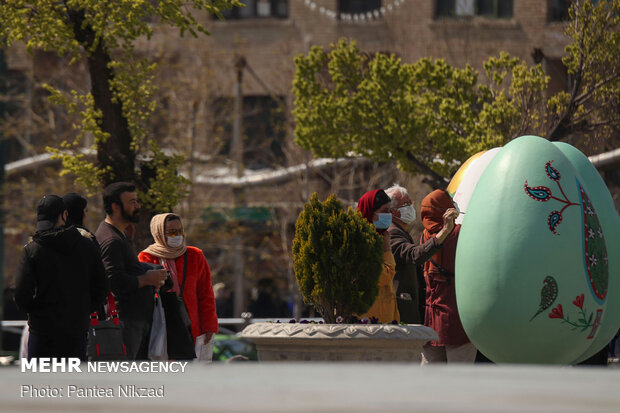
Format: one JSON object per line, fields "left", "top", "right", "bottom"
{"left": 454, "top": 135, "right": 620, "bottom": 364}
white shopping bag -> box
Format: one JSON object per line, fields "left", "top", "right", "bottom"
{"left": 148, "top": 295, "right": 168, "bottom": 360}
{"left": 194, "top": 333, "right": 214, "bottom": 363}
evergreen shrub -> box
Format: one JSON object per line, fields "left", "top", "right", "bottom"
{"left": 292, "top": 193, "right": 383, "bottom": 323}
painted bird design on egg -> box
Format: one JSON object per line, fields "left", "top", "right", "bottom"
{"left": 530, "top": 275, "right": 558, "bottom": 321}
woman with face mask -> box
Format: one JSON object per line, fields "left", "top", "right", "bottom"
{"left": 138, "top": 213, "right": 218, "bottom": 361}
{"left": 356, "top": 189, "right": 400, "bottom": 324}
{"left": 420, "top": 190, "right": 476, "bottom": 364}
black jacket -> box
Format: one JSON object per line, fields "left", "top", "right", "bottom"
{"left": 95, "top": 221, "right": 154, "bottom": 322}
{"left": 14, "top": 226, "right": 108, "bottom": 337}
{"left": 388, "top": 222, "right": 441, "bottom": 324}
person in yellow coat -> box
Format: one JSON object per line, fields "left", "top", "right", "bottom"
{"left": 356, "top": 189, "right": 399, "bottom": 324}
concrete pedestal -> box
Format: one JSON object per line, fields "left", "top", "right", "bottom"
{"left": 240, "top": 322, "right": 438, "bottom": 361}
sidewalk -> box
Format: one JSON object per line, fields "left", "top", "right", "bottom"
{"left": 2, "top": 362, "right": 620, "bottom": 412}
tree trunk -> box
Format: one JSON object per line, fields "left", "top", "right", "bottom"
{"left": 68, "top": 9, "right": 152, "bottom": 251}
{"left": 68, "top": 9, "right": 136, "bottom": 187}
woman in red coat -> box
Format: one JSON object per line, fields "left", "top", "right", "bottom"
{"left": 139, "top": 213, "right": 218, "bottom": 361}
{"left": 420, "top": 189, "right": 476, "bottom": 364}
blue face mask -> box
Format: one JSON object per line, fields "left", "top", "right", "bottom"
{"left": 373, "top": 213, "right": 392, "bottom": 230}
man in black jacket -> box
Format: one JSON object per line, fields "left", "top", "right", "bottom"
{"left": 385, "top": 184, "right": 457, "bottom": 324}
{"left": 14, "top": 195, "right": 108, "bottom": 360}
{"left": 95, "top": 182, "right": 168, "bottom": 360}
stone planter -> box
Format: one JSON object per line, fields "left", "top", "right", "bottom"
{"left": 240, "top": 322, "right": 438, "bottom": 362}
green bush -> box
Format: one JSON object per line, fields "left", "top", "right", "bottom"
{"left": 292, "top": 193, "right": 383, "bottom": 323}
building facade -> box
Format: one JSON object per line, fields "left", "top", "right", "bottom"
{"left": 2, "top": 0, "right": 589, "bottom": 317}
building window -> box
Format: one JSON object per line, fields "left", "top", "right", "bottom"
{"left": 549, "top": 0, "right": 572, "bottom": 21}
{"left": 212, "top": 95, "right": 287, "bottom": 170}
{"left": 477, "top": 0, "right": 513, "bottom": 18}
{"left": 220, "top": 0, "right": 288, "bottom": 20}
{"left": 435, "top": 0, "right": 513, "bottom": 18}
{"left": 436, "top": 0, "right": 457, "bottom": 17}
{"left": 338, "top": 0, "right": 382, "bottom": 14}
{"left": 549, "top": 0, "right": 603, "bottom": 22}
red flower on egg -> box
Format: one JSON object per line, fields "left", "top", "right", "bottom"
{"left": 572, "top": 294, "right": 584, "bottom": 309}
{"left": 549, "top": 304, "right": 564, "bottom": 319}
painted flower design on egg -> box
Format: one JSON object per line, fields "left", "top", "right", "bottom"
{"left": 523, "top": 161, "right": 579, "bottom": 234}
{"left": 578, "top": 183, "right": 609, "bottom": 303}
{"left": 525, "top": 162, "right": 609, "bottom": 339}
{"left": 546, "top": 293, "right": 598, "bottom": 336}
{"left": 524, "top": 161, "right": 608, "bottom": 304}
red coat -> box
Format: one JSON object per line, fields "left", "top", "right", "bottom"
{"left": 138, "top": 246, "right": 218, "bottom": 340}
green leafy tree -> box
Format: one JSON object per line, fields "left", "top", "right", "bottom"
{"left": 292, "top": 193, "right": 383, "bottom": 323}
{"left": 293, "top": 0, "right": 619, "bottom": 189}
{"left": 0, "top": 0, "right": 241, "bottom": 245}
{"left": 547, "top": 0, "right": 620, "bottom": 146}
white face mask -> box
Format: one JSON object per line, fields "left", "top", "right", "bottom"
{"left": 166, "top": 235, "right": 184, "bottom": 248}
{"left": 398, "top": 205, "right": 416, "bottom": 224}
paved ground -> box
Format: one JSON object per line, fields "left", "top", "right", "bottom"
{"left": 1, "top": 361, "right": 619, "bottom": 413}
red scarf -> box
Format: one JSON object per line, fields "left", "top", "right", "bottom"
{"left": 357, "top": 189, "right": 381, "bottom": 224}
{"left": 421, "top": 190, "right": 460, "bottom": 277}
{"left": 421, "top": 190, "right": 454, "bottom": 236}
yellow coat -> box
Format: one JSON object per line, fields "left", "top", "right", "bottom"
{"left": 361, "top": 251, "right": 400, "bottom": 323}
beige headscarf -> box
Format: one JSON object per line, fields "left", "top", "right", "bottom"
{"left": 142, "top": 213, "right": 187, "bottom": 259}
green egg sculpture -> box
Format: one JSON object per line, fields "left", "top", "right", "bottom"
{"left": 455, "top": 135, "right": 620, "bottom": 364}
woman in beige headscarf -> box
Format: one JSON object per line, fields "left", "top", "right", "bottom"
{"left": 138, "top": 213, "right": 218, "bottom": 361}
